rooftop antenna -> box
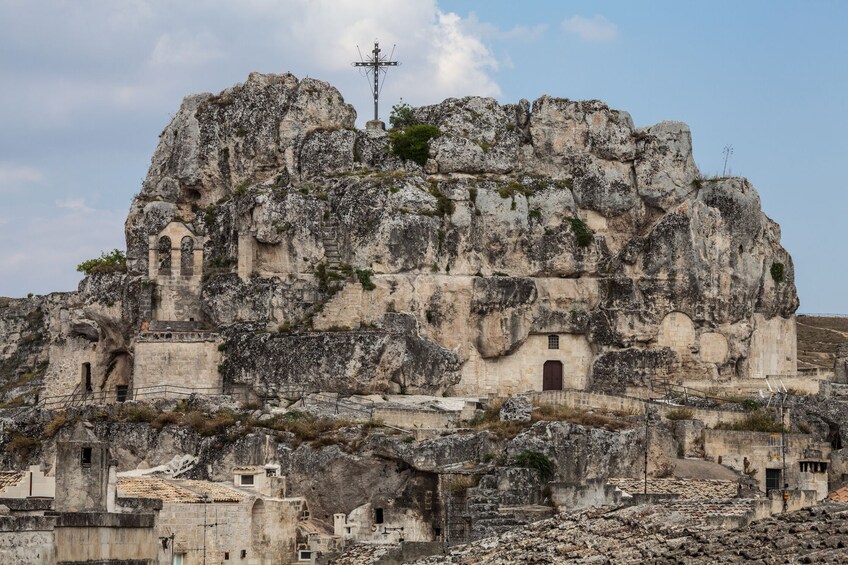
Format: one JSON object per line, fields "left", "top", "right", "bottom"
{"left": 722, "top": 144, "right": 734, "bottom": 176}
{"left": 352, "top": 40, "right": 400, "bottom": 122}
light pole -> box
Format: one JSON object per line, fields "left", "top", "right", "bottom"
{"left": 202, "top": 494, "right": 209, "bottom": 565}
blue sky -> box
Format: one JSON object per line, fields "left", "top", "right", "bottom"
{"left": 0, "top": 1, "right": 845, "bottom": 313}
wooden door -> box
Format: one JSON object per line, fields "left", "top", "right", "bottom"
{"left": 543, "top": 360, "right": 563, "bottom": 391}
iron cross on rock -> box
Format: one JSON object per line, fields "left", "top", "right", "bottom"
{"left": 352, "top": 41, "right": 399, "bottom": 123}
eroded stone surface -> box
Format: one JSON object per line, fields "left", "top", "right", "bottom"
{"left": 0, "top": 71, "right": 799, "bottom": 400}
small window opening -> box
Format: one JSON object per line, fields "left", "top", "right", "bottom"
{"left": 240, "top": 550, "right": 247, "bottom": 559}
{"left": 266, "top": 468, "right": 277, "bottom": 477}
{"left": 298, "top": 550, "right": 312, "bottom": 561}
{"left": 224, "top": 552, "right": 229, "bottom": 560}
{"left": 115, "top": 385, "right": 129, "bottom": 403}
{"left": 434, "top": 527, "right": 441, "bottom": 538}
{"left": 81, "top": 447, "right": 92, "bottom": 467}
{"left": 547, "top": 335, "right": 559, "bottom": 350}
{"left": 375, "top": 507, "right": 384, "bottom": 524}
{"left": 241, "top": 474, "right": 255, "bottom": 486}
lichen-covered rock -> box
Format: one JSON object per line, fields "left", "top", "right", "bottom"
{"left": 499, "top": 396, "right": 532, "bottom": 422}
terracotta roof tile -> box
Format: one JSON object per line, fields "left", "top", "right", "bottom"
{"left": 827, "top": 486, "right": 848, "bottom": 503}
{"left": 118, "top": 477, "right": 244, "bottom": 503}
{"left": 608, "top": 477, "right": 738, "bottom": 500}
{"left": 0, "top": 472, "right": 24, "bottom": 490}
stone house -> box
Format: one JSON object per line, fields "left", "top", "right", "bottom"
{"left": 0, "top": 423, "right": 160, "bottom": 564}
{"left": 703, "top": 429, "right": 831, "bottom": 498}
{"left": 118, "top": 466, "right": 329, "bottom": 564}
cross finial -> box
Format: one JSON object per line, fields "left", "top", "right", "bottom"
{"left": 352, "top": 40, "right": 400, "bottom": 122}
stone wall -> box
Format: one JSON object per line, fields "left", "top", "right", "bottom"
{"left": 133, "top": 338, "right": 221, "bottom": 395}
{"left": 456, "top": 334, "right": 592, "bottom": 395}
{"left": 703, "top": 429, "right": 831, "bottom": 494}
{"left": 373, "top": 407, "right": 457, "bottom": 431}
{"left": 41, "top": 339, "right": 97, "bottom": 400}
{"left": 53, "top": 513, "right": 157, "bottom": 563}
{"left": 527, "top": 389, "right": 752, "bottom": 428}
{"left": 0, "top": 516, "right": 55, "bottom": 565}
{"left": 748, "top": 314, "right": 797, "bottom": 379}
{"left": 548, "top": 478, "right": 621, "bottom": 510}
{"left": 0, "top": 466, "right": 54, "bottom": 499}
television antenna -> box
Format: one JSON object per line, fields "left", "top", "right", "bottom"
{"left": 352, "top": 40, "right": 400, "bottom": 122}
{"left": 722, "top": 145, "right": 734, "bottom": 176}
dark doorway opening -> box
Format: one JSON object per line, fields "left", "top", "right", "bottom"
{"left": 543, "top": 360, "right": 563, "bottom": 391}
{"left": 375, "top": 508, "right": 384, "bottom": 524}
{"left": 765, "top": 468, "right": 781, "bottom": 493}
{"left": 115, "top": 385, "right": 129, "bottom": 403}
{"left": 82, "top": 363, "right": 92, "bottom": 392}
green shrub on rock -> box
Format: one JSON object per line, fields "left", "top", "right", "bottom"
{"left": 771, "top": 262, "right": 785, "bottom": 283}
{"left": 568, "top": 218, "right": 593, "bottom": 247}
{"left": 390, "top": 124, "right": 441, "bottom": 166}
{"left": 76, "top": 249, "right": 127, "bottom": 275}
{"left": 512, "top": 450, "right": 555, "bottom": 481}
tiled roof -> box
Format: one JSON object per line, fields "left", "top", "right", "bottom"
{"left": 828, "top": 486, "right": 848, "bottom": 503}
{"left": 608, "top": 477, "right": 738, "bottom": 500}
{"left": 0, "top": 472, "right": 25, "bottom": 490}
{"left": 118, "top": 477, "right": 244, "bottom": 503}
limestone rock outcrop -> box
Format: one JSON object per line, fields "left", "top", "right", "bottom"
{"left": 1, "top": 71, "right": 799, "bottom": 400}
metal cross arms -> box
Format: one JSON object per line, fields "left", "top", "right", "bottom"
{"left": 352, "top": 41, "right": 399, "bottom": 122}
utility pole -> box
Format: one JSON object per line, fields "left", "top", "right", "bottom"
{"left": 352, "top": 41, "right": 400, "bottom": 122}
{"left": 780, "top": 391, "right": 789, "bottom": 513}
{"left": 644, "top": 400, "right": 651, "bottom": 494}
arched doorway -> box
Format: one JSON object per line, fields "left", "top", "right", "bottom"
{"left": 543, "top": 360, "right": 563, "bottom": 391}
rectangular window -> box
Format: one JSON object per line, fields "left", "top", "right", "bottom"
{"left": 547, "top": 335, "right": 559, "bottom": 350}
{"left": 241, "top": 474, "right": 255, "bottom": 486}
{"left": 266, "top": 468, "right": 277, "bottom": 477}
{"left": 375, "top": 507, "right": 384, "bottom": 524}
{"left": 116, "top": 385, "right": 129, "bottom": 403}
{"left": 224, "top": 552, "right": 229, "bottom": 560}
{"left": 81, "top": 447, "right": 92, "bottom": 467}
{"left": 173, "top": 554, "right": 185, "bottom": 565}
{"left": 298, "top": 550, "right": 312, "bottom": 561}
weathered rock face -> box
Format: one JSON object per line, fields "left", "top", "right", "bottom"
{"left": 0, "top": 273, "right": 141, "bottom": 405}
{"left": 1, "top": 71, "right": 799, "bottom": 400}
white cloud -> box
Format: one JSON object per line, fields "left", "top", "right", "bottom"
{"left": 55, "top": 197, "right": 95, "bottom": 213}
{"left": 562, "top": 15, "right": 618, "bottom": 42}
{"left": 148, "top": 31, "right": 224, "bottom": 69}
{"left": 426, "top": 11, "right": 501, "bottom": 97}
{"left": 0, "top": 163, "right": 44, "bottom": 193}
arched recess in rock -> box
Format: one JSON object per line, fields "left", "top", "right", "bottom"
{"left": 656, "top": 311, "right": 695, "bottom": 360}
{"left": 157, "top": 236, "right": 172, "bottom": 275}
{"left": 180, "top": 236, "right": 194, "bottom": 276}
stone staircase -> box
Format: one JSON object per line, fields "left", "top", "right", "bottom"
{"left": 466, "top": 472, "right": 554, "bottom": 541}
{"left": 313, "top": 284, "right": 364, "bottom": 330}
{"left": 321, "top": 218, "right": 341, "bottom": 268}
